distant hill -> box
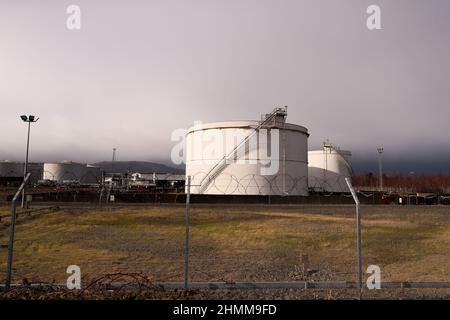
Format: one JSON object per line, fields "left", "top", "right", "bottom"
{"left": 93, "top": 161, "right": 185, "bottom": 174}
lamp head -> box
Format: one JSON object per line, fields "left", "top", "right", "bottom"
{"left": 20, "top": 115, "right": 28, "bottom": 121}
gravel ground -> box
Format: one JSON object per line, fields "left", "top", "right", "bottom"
{"left": 2, "top": 286, "right": 450, "bottom": 300}
{"left": 1, "top": 264, "right": 449, "bottom": 300}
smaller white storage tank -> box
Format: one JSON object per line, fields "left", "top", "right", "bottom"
{"left": 43, "top": 161, "right": 87, "bottom": 184}
{"left": 308, "top": 143, "right": 353, "bottom": 193}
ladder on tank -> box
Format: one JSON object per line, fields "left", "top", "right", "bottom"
{"left": 196, "top": 107, "right": 287, "bottom": 194}
{"left": 321, "top": 142, "right": 354, "bottom": 192}
{"left": 323, "top": 141, "right": 354, "bottom": 176}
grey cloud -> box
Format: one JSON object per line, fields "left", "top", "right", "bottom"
{"left": 0, "top": 0, "right": 449, "bottom": 174}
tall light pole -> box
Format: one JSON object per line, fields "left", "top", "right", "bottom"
{"left": 377, "top": 147, "right": 384, "bottom": 192}
{"left": 111, "top": 148, "right": 117, "bottom": 172}
{"left": 20, "top": 115, "right": 39, "bottom": 208}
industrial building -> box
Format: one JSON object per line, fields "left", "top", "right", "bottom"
{"left": 128, "top": 173, "right": 185, "bottom": 190}
{"left": 43, "top": 161, "right": 101, "bottom": 185}
{"left": 85, "top": 165, "right": 103, "bottom": 184}
{"left": 0, "top": 160, "right": 43, "bottom": 186}
{"left": 185, "top": 108, "right": 309, "bottom": 195}
{"left": 308, "top": 142, "right": 353, "bottom": 193}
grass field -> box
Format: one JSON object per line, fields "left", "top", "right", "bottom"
{"left": 1, "top": 204, "right": 450, "bottom": 299}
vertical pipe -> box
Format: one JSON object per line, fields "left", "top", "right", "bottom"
{"left": 184, "top": 176, "right": 191, "bottom": 290}
{"left": 377, "top": 148, "right": 383, "bottom": 192}
{"left": 345, "top": 177, "right": 363, "bottom": 298}
{"left": 356, "top": 202, "right": 362, "bottom": 297}
{"left": 5, "top": 201, "right": 17, "bottom": 289}
{"left": 282, "top": 129, "right": 286, "bottom": 194}
{"left": 21, "top": 121, "right": 31, "bottom": 209}
{"left": 111, "top": 148, "right": 116, "bottom": 173}
{"left": 283, "top": 106, "right": 287, "bottom": 194}
{"left": 6, "top": 173, "right": 30, "bottom": 289}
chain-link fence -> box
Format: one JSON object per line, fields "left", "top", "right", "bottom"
{"left": 2, "top": 204, "right": 450, "bottom": 287}
{"left": 1, "top": 180, "right": 450, "bottom": 298}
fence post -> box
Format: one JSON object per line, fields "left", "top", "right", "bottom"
{"left": 184, "top": 176, "right": 191, "bottom": 290}
{"left": 6, "top": 173, "right": 31, "bottom": 289}
{"left": 345, "top": 177, "right": 363, "bottom": 298}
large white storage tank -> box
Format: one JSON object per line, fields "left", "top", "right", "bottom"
{"left": 308, "top": 143, "right": 353, "bottom": 193}
{"left": 43, "top": 161, "right": 87, "bottom": 184}
{"left": 185, "top": 108, "right": 309, "bottom": 195}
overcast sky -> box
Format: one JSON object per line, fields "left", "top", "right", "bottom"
{"left": 1, "top": 0, "right": 449, "bottom": 174}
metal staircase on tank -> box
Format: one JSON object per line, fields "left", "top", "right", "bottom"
{"left": 196, "top": 107, "right": 287, "bottom": 194}
{"left": 330, "top": 144, "right": 354, "bottom": 176}
{"left": 322, "top": 141, "right": 354, "bottom": 192}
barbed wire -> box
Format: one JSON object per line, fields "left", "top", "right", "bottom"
{"left": 189, "top": 172, "right": 310, "bottom": 195}
{"left": 5, "top": 169, "right": 450, "bottom": 200}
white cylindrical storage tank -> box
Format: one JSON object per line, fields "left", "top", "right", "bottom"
{"left": 308, "top": 144, "right": 353, "bottom": 193}
{"left": 43, "top": 161, "right": 87, "bottom": 184}
{"left": 185, "top": 118, "right": 309, "bottom": 195}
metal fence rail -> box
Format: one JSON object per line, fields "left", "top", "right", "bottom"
{"left": 2, "top": 281, "right": 450, "bottom": 291}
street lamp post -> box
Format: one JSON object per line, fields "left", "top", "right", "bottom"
{"left": 111, "top": 148, "right": 117, "bottom": 172}
{"left": 377, "top": 147, "right": 384, "bottom": 192}
{"left": 20, "top": 115, "right": 39, "bottom": 208}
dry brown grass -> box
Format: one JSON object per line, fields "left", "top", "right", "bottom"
{"left": 1, "top": 205, "right": 449, "bottom": 287}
